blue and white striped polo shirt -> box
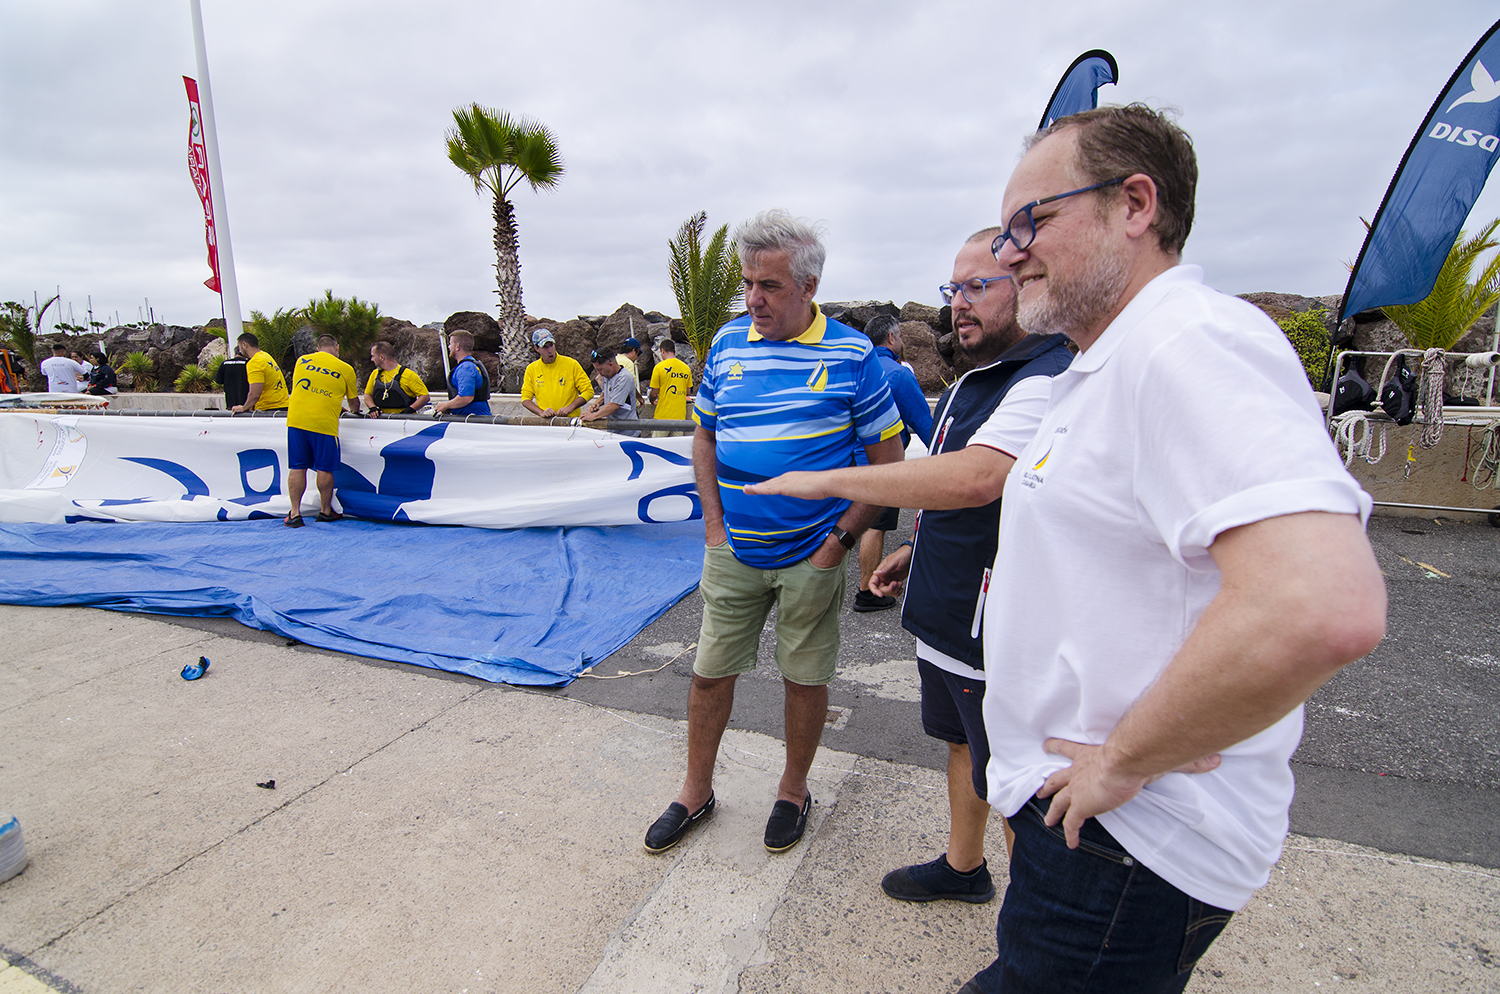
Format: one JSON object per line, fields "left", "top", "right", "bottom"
{"left": 693, "top": 304, "right": 904, "bottom": 568}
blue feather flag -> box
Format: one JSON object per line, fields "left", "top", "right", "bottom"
{"left": 1340, "top": 19, "right": 1500, "bottom": 322}
{"left": 1039, "top": 50, "right": 1118, "bottom": 131}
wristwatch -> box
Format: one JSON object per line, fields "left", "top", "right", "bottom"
{"left": 828, "top": 526, "right": 856, "bottom": 550}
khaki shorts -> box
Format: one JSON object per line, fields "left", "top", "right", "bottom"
{"left": 694, "top": 542, "right": 845, "bottom": 686}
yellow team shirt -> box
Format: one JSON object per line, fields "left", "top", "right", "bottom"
{"left": 287, "top": 352, "right": 358, "bottom": 435}
{"left": 245, "top": 350, "right": 289, "bottom": 410}
{"left": 649, "top": 356, "right": 694, "bottom": 420}
{"left": 363, "top": 366, "right": 429, "bottom": 412}
{"left": 522, "top": 354, "right": 593, "bottom": 411}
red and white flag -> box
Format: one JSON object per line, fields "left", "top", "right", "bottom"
{"left": 183, "top": 76, "right": 221, "bottom": 293}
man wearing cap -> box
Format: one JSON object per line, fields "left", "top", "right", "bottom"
{"left": 582, "top": 347, "right": 640, "bottom": 436}
{"left": 520, "top": 328, "right": 593, "bottom": 419}
{"left": 617, "top": 337, "right": 645, "bottom": 406}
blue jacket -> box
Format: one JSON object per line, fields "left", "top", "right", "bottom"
{"left": 901, "top": 333, "right": 1072, "bottom": 670}
{"left": 875, "top": 346, "right": 933, "bottom": 448}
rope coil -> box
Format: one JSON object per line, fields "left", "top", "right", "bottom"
{"left": 1332, "top": 411, "right": 1388, "bottom": 467}
{"left": 1470, "top": 422, "right": 1500, "bottom": 491}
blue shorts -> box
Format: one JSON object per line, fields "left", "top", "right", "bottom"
{"left": 287, "top": 426, "right": 340, "bottom": 473}
{"left": 918, "top": 657, "right": 990, "bottom": 799}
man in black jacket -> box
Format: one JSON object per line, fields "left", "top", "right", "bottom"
{"left": 747, "top": 228, "right": 1072, "bottom": 901}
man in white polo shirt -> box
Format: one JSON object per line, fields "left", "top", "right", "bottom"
{"left": 751, "top": 104, "right": 1388, "bottom": 994}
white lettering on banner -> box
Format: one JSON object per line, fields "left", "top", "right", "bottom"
{"left": 1427, "top": 122, "right": 1500, "bottom": 151}
{"left": 0, "top": 414, "right": 700, "bottom": 529}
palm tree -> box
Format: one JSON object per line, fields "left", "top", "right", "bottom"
{"left": 305, "top": 290, "right": 382, "bottom": 357}
{"left": 668, "top": 211, "right": 743, "bottom": 381}
{"left": 247, "top": 307, "right": 304, "bottom": 371}
{"left": 1382, "top": 219, "right": 1500, "bottom": 350}
{"left": 446, "top": 104, "right": 563, "bottom": 368}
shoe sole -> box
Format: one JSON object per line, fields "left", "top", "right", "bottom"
{"left": 881, "top": 885, "right": 995, "bottom": 903}
{"left": 851, "top": 603, "right": 895, "bottom": 612}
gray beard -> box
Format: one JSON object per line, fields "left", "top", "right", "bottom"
{"left": 1016, "top": 245, "right": 1130, "bottom": 340}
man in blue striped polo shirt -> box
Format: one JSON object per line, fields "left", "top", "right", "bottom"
{"left": 644, "top": 210, "right": 906, "bottom": 856}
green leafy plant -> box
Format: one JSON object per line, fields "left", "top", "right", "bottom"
{"left": 1, "top": 294, "right": 56, "bottom": 366}
{"left": 1382, "top": 219, "right": 1500, "bottom": 350}
{"left": 304, "top": 290, "right": 382, "bottom": 357}
{"left": 446, "top": 103, "right": 563, "bottom": 367}
{"left": 1277, "top": 308, "right": 1331, "bottom": 388}
{"left": 668, "top": 211, "right": 743, "bottom": 380}
{"left": 246, "top": 308, "right": 304, "bottom": 370}
{"left": 174, "top": 363, "right": 214, "bottom": 393}
{"left": 119, "top": 351, "right": 155, "bottom": 392}
{"left": 205, "top": 355, "right": 225, "bottom": 379}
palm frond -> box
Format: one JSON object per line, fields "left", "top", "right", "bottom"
{"left": 1383, "top": 219, "right": 1500, "bottom": 350}
{"left": 667, "top": 212, "right": 742, "bottom": 372}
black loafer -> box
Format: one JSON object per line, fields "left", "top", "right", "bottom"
{"left": 764, "top": 794, "right": 812, "bottom": 852}
{"left": 644, "top": 792, "right": 715, "bottom": 854}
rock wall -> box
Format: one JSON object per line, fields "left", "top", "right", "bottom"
{"left": 28, "top": 291, "right": 1494, "bottom": 401}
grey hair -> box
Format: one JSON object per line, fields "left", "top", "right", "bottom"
{"left": 863, "top": 314, "right": 899, "bottom": 346}
{"left": 733, "top": 209, "right": 827, "bottom": 288}
{"left": 967, "top": 226, "right": 1004, "bottom": 245}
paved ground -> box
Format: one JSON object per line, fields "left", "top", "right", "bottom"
{"left": 1, "top": 511, "right": 1497, "bottom": 992}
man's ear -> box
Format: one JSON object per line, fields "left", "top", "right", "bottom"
{"left": 1120, "top": 173, "right": 1158, "bottom": 241}
{"left": 801, "top": 276, "right": 820, "bottom": 302}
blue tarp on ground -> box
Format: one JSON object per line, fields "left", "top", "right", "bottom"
{"left": 0, "top": 518, "right": 705, "bottom": 685}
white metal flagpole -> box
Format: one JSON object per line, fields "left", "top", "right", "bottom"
{"left": 188, "top": 0, "right": 243, "bottom": 339}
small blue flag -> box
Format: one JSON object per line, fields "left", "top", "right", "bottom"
{"left": 1340, "top": 19, "right": 1500, "bottom": 321}
{"left": 1039, "top": 50, "right": 1119, "bottom": 132}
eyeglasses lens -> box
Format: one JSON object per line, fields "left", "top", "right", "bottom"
{"left": 1008, "top": 209, "right": 1035, "bottom": 252}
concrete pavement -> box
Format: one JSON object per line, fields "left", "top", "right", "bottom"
{"left": 2, "top": 603, "right": 1497, "bottom": 993}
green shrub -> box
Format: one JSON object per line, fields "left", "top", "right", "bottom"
{"left": 1277, "top": 309, "right": 1331, "bottom": 388}
{"left": 247, "top": 308, "right": 304, "bottom": 371}
{"left": 305, "top": 290, "right": 381, "bottom": 356}
{"left": 119, "top": 351, "right": 156, "bottom": 392}
{"left": 174, "top": 364, "right": 214, "bottom": 393}
{"left": 1, "top": 301, "right": 39, "bottom": 366}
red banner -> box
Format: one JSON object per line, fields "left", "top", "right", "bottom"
{"left": 183, "top": 76, "right": 221, "bottom": 293}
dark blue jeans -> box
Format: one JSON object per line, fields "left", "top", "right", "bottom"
{"left": 966, "top": 795, "right": 1233, "bottom": 994}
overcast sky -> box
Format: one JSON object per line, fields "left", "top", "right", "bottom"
{"left": 4, "top": 1, "right": 1500, "bottom": 333}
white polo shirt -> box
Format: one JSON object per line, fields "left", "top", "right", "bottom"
{"left": 981, "top": 265, "right": 1371, "bottom": 911}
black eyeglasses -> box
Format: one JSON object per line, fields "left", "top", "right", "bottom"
{"left": 990, "top": 176, "right": 1129, "bottom": 261}
{"left": 939, "top": 276, "right": 1011, "bottom": 305}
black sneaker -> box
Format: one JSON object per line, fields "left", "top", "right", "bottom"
{"left": 852, "top": 589, "right": 896, "bottom": 612}
{"left": 881, "top": 853, "right": 995, "bottom": 903}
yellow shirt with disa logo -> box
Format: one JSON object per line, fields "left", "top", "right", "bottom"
{"left": 287, "top": 352, "right": 358, "bottom": 435}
